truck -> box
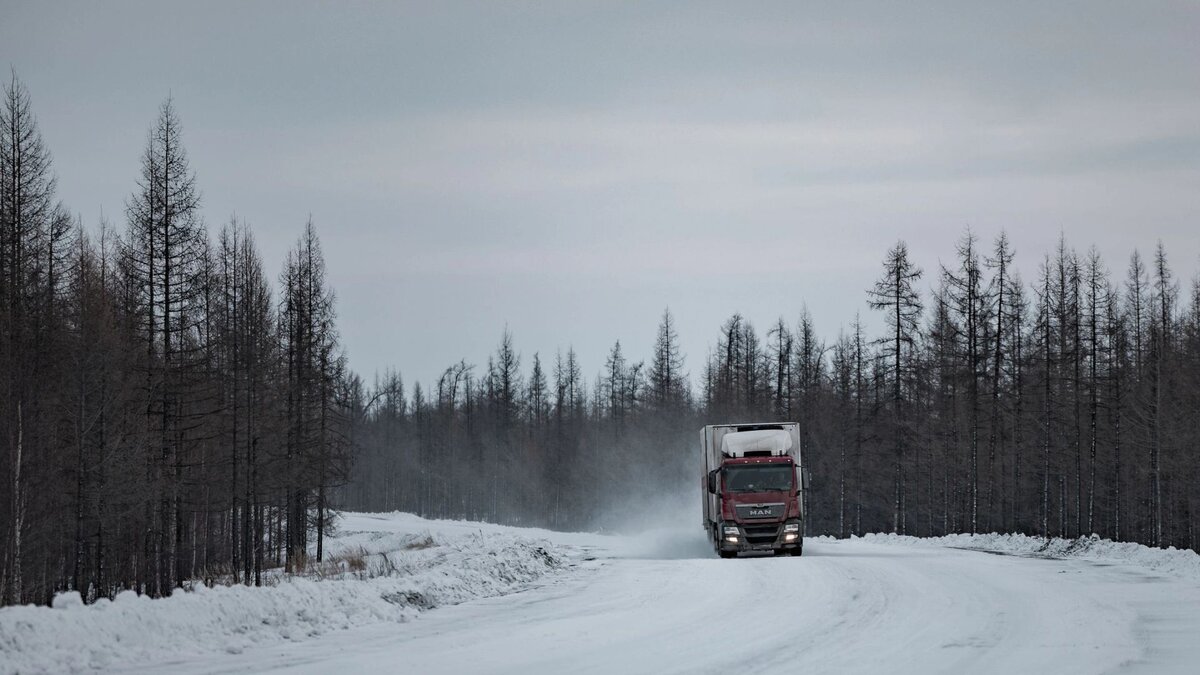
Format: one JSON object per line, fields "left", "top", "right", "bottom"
{"left": 701, "top": 422, "right": 809, "bottom": 558}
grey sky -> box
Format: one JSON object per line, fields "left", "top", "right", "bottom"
{"left": 5, "top": 1, "right": 1199, "bottom": 390}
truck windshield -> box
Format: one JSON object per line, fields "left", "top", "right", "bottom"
{"left": 723, "top": 465, "right": 793, "bottom": 493}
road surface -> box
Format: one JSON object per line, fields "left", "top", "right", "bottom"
{"left": 124, "top": 525, "right": 1200, "bottom": 675}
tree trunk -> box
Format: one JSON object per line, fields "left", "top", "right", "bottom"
{"left": 10, "top": 402, "right": 24, "bottom": 604}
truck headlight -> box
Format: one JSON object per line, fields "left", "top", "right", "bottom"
{"left": 783, "top": 523, "right": 800, "bottom": 533}
{"left": 723, "top": 526, "right": 739, "bottom": 536}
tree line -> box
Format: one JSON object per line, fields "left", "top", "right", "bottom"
{"left": 1, "top": 75, "right": 356, "bottom": 607}
{"left": 5, "top": 71, "right": 1198, "bottom": 608}
{"left": 347, "top": 234, "right": 1199, "bottom": 555}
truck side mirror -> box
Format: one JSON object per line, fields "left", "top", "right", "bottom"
{"left": 794, "top": 465, "right": 808, "bottom": 493}
{"left": 707, "top": 469, "right": 718, "bottom": 494}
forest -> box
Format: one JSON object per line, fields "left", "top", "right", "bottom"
{"left": 347, "top": 233, "right": 1200, "bottom": 556}
{"left": 4, "top": 73, "right": 1199, "bottom": 610}
{"left": 1, "top": 76, "right": 357, "bottom": 607}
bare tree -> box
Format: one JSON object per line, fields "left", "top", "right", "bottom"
{"left": 943, "top": 228, "right": 986, "bottom": 533}
{"left": 1082, "top": 248, "right": 1107, "bottom": 533}
{"left": 648, "top": 308, "right": 687, "bottom": 415}
{"left": 868, "top": 241, "right": 923, "bottom": 533}
{"left": 984, "top": 232, "right": 1016, "bottom": 531}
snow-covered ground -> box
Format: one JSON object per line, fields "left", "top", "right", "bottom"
{"left": 4, "top": 513, "right": 1200, "bottom": 674}
{"left": 0, "top": 513, "right": 579, "bottom": 674}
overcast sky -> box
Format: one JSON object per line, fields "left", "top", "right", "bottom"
{"left": 5, "top": 1, "right": 1199, "bottom": 391}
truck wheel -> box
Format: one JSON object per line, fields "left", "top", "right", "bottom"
{"left": 718, "top": 549, "right": 736, "bottom": 559}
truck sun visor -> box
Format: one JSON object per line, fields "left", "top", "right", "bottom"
{"left": 720, "top": 429, "right": 793, "bottom": 457}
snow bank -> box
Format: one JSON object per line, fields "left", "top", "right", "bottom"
{"left": 0, "top": 516, "right": 571, "bottom": 674}
{"left": 856, "top": 531, "right": 1200, "bottom": 580}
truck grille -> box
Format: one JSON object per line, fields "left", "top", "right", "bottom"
{"left": 742, "top": 524, "right": 780, "bottom": 544}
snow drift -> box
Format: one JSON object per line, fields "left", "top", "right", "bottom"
{"left": 0, "top": 515, "right": 571, "bottom": 674}
{"left": 855, "top": 531, "right": 1200, "bottom": 580}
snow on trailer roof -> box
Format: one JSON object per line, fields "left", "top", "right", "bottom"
{"left": 721, "top": 428, "right": 792, "bottom": 457}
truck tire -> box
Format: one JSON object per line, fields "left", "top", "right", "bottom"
{"left": 718, "top": 549, "right": 736, "bottom": 559}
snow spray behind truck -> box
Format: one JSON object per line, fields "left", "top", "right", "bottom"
{"left": 701, "top": 423, "right": 810, "bottom": 558}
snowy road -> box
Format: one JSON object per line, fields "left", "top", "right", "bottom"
{"left": 121, "top": 519, "right": 1200, "bottom": 675}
